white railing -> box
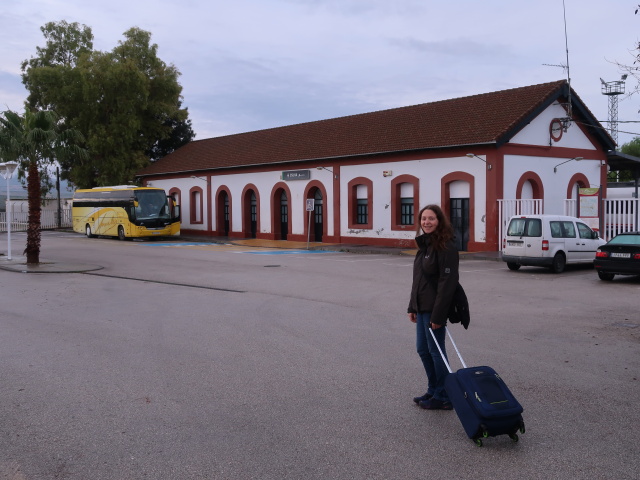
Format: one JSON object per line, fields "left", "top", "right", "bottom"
{"left": 602, "top": 198, "right": 638, "bottom": 241}
{"left": 0, "top": 209, "right": 72, "bottom": 233}
{"left": 498, "top": 199, "right": 543, "bottom": 247}
{"left": 563, "top": 199, "right": 576, "bottom": 217}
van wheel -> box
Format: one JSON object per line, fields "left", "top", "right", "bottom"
{"left": 118, "top": 225, "right": 126, "bottom": 241}
{"left": 85, "top": 225, "right": 93, "bottom": 238}
{"left": 597, "top": 271, "right": 615, "bottom": 281}
{"left": 550, "top": 252, "right": 566, "bottom": 273}
{"left": 507, "top": 262, "right": 521, "bottom": 271}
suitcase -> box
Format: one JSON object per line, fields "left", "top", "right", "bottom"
{"left": 429, "top": 328, "right": 525, "bottom": 447}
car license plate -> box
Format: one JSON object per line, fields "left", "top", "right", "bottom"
{"left": 610, "top": 252, "right": 631, "bottom": 258}
{"left": 508, "top": 241, "right": 521, "bottom": 246}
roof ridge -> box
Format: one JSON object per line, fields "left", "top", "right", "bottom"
{"left": 198, "top": 79, "right": 569, "bottom": 141}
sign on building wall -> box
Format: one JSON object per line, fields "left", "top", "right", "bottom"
{"left": 579, "top": 187, "right": 600, "bottom": 230}
{"left": 282, "top": 170, "right": 310, "bottom": 181}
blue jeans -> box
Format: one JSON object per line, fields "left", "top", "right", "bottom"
{"left": 416, "top": 312, "right": 449, "bottom": 402}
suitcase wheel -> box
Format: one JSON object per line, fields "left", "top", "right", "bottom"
{"left": 509, "top": 433, "right": 519, "bottom": 443}
{"left": 520, "top": 422, "right": 526, "bottom": 434}
{"left": 475, "top": 438, "right": 483, "bottom": 447}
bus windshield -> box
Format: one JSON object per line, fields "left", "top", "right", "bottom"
{"left": 134, "top": 189, "right": 170, "bottom": 220}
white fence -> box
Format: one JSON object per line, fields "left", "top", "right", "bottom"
{"left": 602, "top": 198, "right": 638, "bottom": 240}
{"left": 510, "top": 197, "right": 638, "bottom": 242}
{"left": 0, "top": 209, "right": 72, "bottom": 233}
{"left": 497, "top": 199, "right": 543, "bottom": 247}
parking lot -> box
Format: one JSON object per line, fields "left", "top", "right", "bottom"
{"left": 1, "top": 231, "right": 639, "bottom": 479}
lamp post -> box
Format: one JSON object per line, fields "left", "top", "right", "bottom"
{"left": 465, "top": 153, "right": 492, "bottom": 170}
{"left": 553, "top": 156, "right": 583, "bottom": 173}
{"left": 0, "top": 161, "right": 19, "bottom": 260}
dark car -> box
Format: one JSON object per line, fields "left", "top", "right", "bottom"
{"left": 593, "top": 232, "right": 640, "bottom": 281}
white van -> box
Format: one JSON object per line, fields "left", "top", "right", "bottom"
{"left": 502, "top": 215, "right": 605, "bottom": 273}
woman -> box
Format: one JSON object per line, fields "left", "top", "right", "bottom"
{"left": 407, "top": 204, "right": 459, "bottom": 410}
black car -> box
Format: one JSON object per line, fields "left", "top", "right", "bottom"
{"left": 594, "top": 232, "right": 640, "bottom": 281}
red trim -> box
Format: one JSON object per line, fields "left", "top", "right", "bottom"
{"left": 168, "top": 187, "right": 182, "bottom": 208}
{"left": 189, "top": 186, "right": 204, "bottom": 224}
{"left": 333, "top": 166, "right": 341, "bottom": 243}
{"left": 549, "top": 118, "right": 564, "bottom": 142}
{"left": 214, "top": 185, "right": 232, "bottom": 236}
{"left": 516, "top": 171, "right": 544, "bottom": 200}
{"left": 391, "top": 174, "right": 419, "bottom": 231}
{"left": 269, "top": 182, "right": 293, "bottom": 240}
{"left": 241, "top": 184, "right": 260, "bottom": 238}
{"left": 441, "top": 172, "right": 476, "bottom": 249}
{"left": 347, "top": 177, "right": 373, "bottom": 230}
{"left": 567, "top": 173, "right": 589, "bottom": 199}
{"left": 303, "top": 180, "right": 328, "bottom": 241}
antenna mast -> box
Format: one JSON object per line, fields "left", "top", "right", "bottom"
{"left": 562, "top": 0, "right": 572, "bottom": 126}
{"left": 600, "top": 76, "right": 627, "bottom": 146}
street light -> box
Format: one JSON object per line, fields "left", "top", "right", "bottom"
{"left": 316, "top": 166, "right": 338, "bottom": 178}
{"left": 553, "top": 157, "right": 583, "bottom": 173}
{"left": 0, "top": 161, "right": 19, "bottom": 260}
{"left": 466, "top": 153, "right": 492, "bottom": 170}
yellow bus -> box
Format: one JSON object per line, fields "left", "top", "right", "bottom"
{"left": 72, "top": 186, "right": 180, "bottom": 240}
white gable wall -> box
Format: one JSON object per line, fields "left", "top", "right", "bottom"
{"left": 509, "top": 103, "right": 598, "bottom": 150}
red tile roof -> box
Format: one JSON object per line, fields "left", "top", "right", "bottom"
{"left": 138, "top": 80, "right": 600, "bottom": 177}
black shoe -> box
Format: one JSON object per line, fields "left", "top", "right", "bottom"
{"left": 413, "top": 393, "right": 433, "bottom": 404}
{"left": 419, "top": 398, "right": 453, "bottom": 410}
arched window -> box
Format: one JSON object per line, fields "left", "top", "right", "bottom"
{"left": 391, "top": 175, "right": 419, "bottom": 231}
{"left": 348, "top": 177, "right": 373, "bottom": 229}
{"left": 189, "top": 186, "right": 204, "bottom": 224}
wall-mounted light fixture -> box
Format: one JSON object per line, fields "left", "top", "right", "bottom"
{"left": 466, "top": 153, "right": 492, "bottom": 170}
{"left": 382, "top": 170, "right": 393, "bottom": 177}
{"left": 553, "top": 156, "right": 583, "bottom": 173}
{"left": 316, "top": 166, "right": 338, "bottom": 179}
{"left": 191, "top": 175, "right": 210, "bottom": 184}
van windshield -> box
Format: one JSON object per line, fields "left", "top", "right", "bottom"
{"left": 507, "top": 218, "right": 542, "bottom": 237}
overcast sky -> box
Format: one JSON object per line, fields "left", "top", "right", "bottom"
{"left": 1, "top": 0, "right": 640, "bottom": 148}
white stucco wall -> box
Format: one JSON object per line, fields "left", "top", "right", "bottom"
{"left": 339, "top": 156, "right": 487, "bottom": 243}
{"left": 147, "top": 155, "right": 487, "bottom": 244}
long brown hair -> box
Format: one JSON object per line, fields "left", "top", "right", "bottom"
{"left": 416, "top": 204, "right": 454, "bottom": 251}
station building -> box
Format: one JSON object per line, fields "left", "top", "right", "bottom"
{"left": 136, "top": 80, "right": 617, "bottom": 252}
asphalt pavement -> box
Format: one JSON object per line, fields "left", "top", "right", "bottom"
{"left": 0, "top": 232, "right": 501, "bottom": 273}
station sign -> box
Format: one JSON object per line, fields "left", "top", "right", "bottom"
{"left": 282, "top": 170, "right": 310, "bottom": 181}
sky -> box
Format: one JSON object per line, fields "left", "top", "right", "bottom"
{"left": 1, "top": 0, "right": 640, "bottom": 152}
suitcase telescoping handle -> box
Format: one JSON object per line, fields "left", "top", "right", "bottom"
{"left": 429, "top": 327, "right": 467, "bottom": 374}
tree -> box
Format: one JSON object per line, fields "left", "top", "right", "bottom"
{"left": 146, "top": 100, "right": 195, "bottom": 161}
{"left": 611, "top": 137, "right": 640, "bottom": 182}
{"left": 0, "top": 109, "right": 86, "bottom": 264}
{"left": 21, "top": 22, "right": 194, "bottom": 188}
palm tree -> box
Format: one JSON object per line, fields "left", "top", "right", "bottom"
{"left": 0, "top": 109, "right": 85, "bottom": 264}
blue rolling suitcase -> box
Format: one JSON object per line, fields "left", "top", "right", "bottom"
{"left": 430, "top": 328, "right": 525, "bottom": 447}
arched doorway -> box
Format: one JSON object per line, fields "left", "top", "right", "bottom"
{"left": 216, "top": 188, "right": 231, "bottom": 237}
{"left": 249, "top": 192, "right": 257, "bottom": 238}
{"left": 279, "top": 190, "right": 288, "bottom": 240}
{"left": 221, "top": 191, "right": 230, "bottom": 236}
{"left": 243, "top": 188, "right": 258, "bottom": 239}
{"left": 449, "top": 180, "right": 470, "bottom": 251}
{"left": 313, "top": 189, "right": 323, "bottom": 242}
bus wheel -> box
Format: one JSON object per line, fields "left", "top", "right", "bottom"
{"left": 118, "top": 225, "right": 126, "bottom": 241}
{"left": 85, "top": 225, "right": 93, "bottom": 238}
